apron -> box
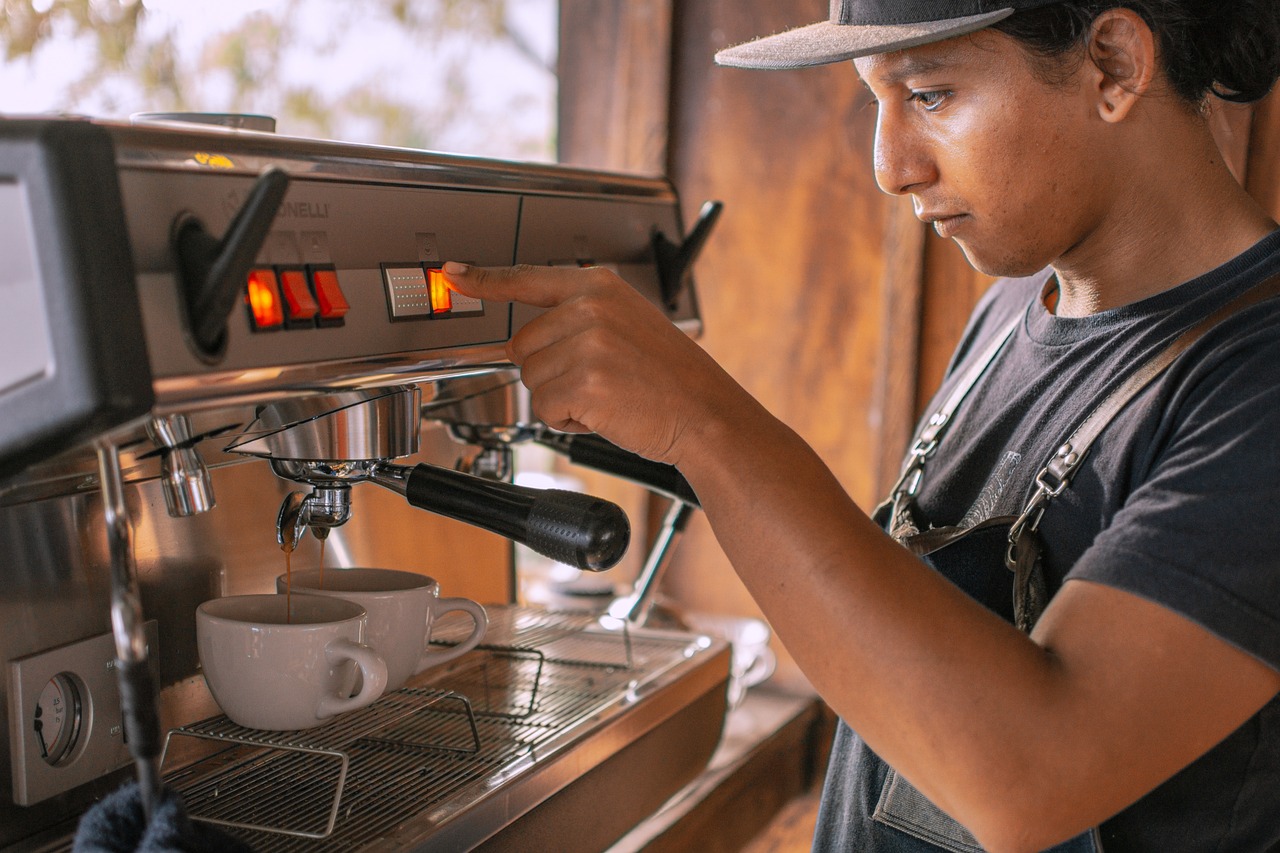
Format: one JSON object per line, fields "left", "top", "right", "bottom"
{"left": 845, "top": 272, "right": 1280, "bottom": 852}
{"left": 859, "top": 503, "right": 1103, "bottom": 853}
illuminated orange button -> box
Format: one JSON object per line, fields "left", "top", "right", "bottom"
{"left": 246, "top": 268, "right": 284, "bottom": 330}
{"left": 427, "top": 267, "right": 452, "bottom": 314}
{"left": 278, "top": 268, "right": 318, "bottom": 323}
{"left": 310, "top": 267, "right": 349, "bottom": 321}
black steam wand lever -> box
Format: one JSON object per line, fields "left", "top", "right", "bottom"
{"left": 369, "top": 462, "right": 631, "bottom": 572}
{"left": 174, "top": 167, "right": 290, "bottom": 355}
{"left": 652, "top": 199, "right": 723, "bottom": 311}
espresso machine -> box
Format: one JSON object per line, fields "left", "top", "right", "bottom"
{"left": 0, "top": 116, "right": 730, "bottom": 851}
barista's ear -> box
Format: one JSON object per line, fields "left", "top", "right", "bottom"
{"left": 1087, "top": 8, "right": 1157, "bottom": 123}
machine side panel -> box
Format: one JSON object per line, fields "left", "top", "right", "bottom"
{"left": 0, "top": 121, "right": 153, "bottom": 480}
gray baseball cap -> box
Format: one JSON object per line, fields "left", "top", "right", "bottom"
{"left": 715, "top": 0, "right": 1064, "bottom": 70}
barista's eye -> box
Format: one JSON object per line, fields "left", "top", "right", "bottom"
{"left": 909, "top": 90, "right": 952, "bottom": 111}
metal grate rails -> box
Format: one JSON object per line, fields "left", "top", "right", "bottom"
{"left": 160, "top": 689, "right": 481, "bottom": 840}
{"left": 161, "top": 608, "right": 702, "bottom": 850}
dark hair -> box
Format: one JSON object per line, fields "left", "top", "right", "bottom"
{"left": 992, "top": 1, "right": 1280, "bottom": 104}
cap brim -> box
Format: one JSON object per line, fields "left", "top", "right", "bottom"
{"left": 714, "top": 10, "right": 1015, "bottom": 70}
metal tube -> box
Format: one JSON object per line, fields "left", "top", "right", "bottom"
{"left": 96, "top": 442, "right": 161, "bottom": 822}
{"left": 606, "top": 500, "right": 696, "bottom": 626}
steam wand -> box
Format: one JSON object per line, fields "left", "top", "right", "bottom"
{"left": 529, "top": 431, "right": 701, "bottom": 628}
{"left": 604, "top": 499, "right": 696, "bottom": 626}
{"left": 96, "top": 442, "right": 161, "bottom": 821}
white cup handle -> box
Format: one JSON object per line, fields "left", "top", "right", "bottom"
{"left": 318, "top": 638, "right": 388, "bottom": 719}
{"left": 417, "top": 598, "right": 488, "bottom": 672}
{"left": 739, "top": 646, "right": 777, "bottom": 688}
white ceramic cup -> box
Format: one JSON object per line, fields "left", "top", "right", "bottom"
{"left": 684, "top": 612, "right": 777, "bottom": 709}
{"left": 277, "top": 568, "right": 488, "bottom": 691}
{"left": 196, "top": 593, "right": 388, "bottom": 731}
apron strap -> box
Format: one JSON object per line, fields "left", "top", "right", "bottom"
{"left": 891, "top": 269, "right": 1280, "bottom": 633}
{"left": 1008, "top": 271, "right": 1280, "bottom": 555}
{"left": 898, "top": 515, "right": 1019, "bottom": 556}
{"left": 1004, "top": 270, "right": 1280, "bottom": 629}
{"left": 887, "top": 313, "right": 1022, "bottom": 532}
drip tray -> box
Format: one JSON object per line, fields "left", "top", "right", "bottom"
{"left": 160, "top": 607, "right": 731, "bottom": 852}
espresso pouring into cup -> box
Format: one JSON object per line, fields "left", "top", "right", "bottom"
{"left": 277, "top": 568, "right": 487, "bottom": 691}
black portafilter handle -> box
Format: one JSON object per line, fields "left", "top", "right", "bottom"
{"left": 402, "top": 463, "right": 630, "bottom": 571}
{"left": 534, "top": 432, "right": 700, "bottom": 509}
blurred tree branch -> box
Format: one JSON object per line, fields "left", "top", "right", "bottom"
{"left": 0, "top": 0, "right": 556, "bottom": 157}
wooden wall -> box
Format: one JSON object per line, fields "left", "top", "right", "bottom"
{"left": 558, "top": 0, "right": 1280, "bottom": 692}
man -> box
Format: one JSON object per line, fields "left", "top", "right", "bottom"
{"left": 445, "top": 2, "right": 1280, "bottom": 849}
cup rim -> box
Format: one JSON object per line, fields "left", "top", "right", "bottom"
{"left": 279, "top": 567, "right": 441, "bottom": 595}
{"left": 198, "top": 592, "right": 366, "bottom": 627}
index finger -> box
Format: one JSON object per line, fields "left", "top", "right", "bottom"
{"left": 442, "top": 262, "right": 588, "bottom": 309}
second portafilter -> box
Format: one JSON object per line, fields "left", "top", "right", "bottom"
{"left": 422, "top": 371, "right": 700, "bottom": 626}
{"left": 224, "top": 385, "right": 630, "bottom": 571}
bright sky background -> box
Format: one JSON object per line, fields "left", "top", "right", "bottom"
{"left": 0, "top": 0, "right": 558, "bottom": 160}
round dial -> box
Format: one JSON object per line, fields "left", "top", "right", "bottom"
{"left": 34, "top": 672, "right": 83, "bottom": 766}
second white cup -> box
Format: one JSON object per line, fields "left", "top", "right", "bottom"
{"left": 278, "top": 567, "right": 488, "bottom": 691}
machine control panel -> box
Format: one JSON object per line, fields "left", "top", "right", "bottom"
{"left": 381, "top": 263, "right": 484, "bottom": 320}
{"left": 121, "top": 173, "right": 520, "bottom": 393}
{"left": 0, "top": 117, "right": 702, "bottom": 454}
{"left": 117, "top": 163, "right": 694, "bottom": 406}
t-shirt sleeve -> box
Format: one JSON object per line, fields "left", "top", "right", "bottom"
{"left": 1067, "top": 324, "right": 1280, "bottom": 670}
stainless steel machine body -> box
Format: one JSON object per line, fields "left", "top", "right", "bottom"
{"left": 0, "top": 117, "right": 727, "bottom": 851}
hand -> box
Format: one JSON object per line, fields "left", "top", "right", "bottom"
{"left": 443, "top": 261, "right": 750, "bottom": 466}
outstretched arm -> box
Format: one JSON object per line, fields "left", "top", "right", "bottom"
{"left": 444, "top": 261, "right": 1280, "bottom": 853}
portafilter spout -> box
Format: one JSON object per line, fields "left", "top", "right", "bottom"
{"left": 225, "top": 386, "right": 630, "bottom": 571}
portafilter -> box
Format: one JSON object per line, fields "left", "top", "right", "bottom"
{"left": 224, "top": 385, "right": 630, "bottom": 571}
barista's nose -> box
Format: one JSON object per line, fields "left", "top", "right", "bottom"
{"left": 873, "top": 109, "right": 936, "bottom": 197}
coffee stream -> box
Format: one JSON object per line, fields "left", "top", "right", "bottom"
{"left": 281, "top": 535, "right": 327, "bottom": 625}
{"left": 282, "top": 539, "right": 294, "bottom": 623}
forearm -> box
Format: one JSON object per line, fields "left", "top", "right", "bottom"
{"left": 673, "top": 397, "right": 1280, "bottom": 851}
{"left": 674, "top": 405, "right": 1096, "bottom": 845}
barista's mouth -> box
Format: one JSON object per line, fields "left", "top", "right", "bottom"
{"left": 926, "top": 213, "right": 969, "bottom": 239}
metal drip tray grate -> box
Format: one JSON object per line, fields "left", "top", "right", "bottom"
{"left": 160, "top": 606, "right": 728, "bottom": 851}
{"left": 161, "top": 690, "right": 482, "bottom": 840}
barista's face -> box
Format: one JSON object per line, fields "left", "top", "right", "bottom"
{"left": 855, "top": 31, "right": 1111, "bottom": 278}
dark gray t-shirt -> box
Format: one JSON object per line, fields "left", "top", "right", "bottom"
{"left": 816, "top": 230, "right": 1280, "bottom": 851}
